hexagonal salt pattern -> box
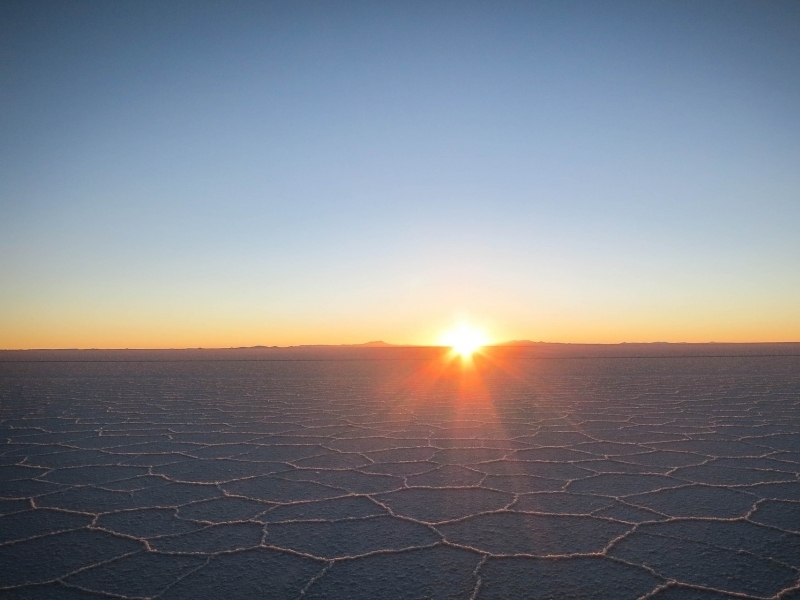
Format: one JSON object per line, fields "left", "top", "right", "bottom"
{"left": 1, "top": 353, "right": 799, "bottom": 599}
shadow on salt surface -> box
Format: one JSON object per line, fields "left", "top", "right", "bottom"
{"left": 516, "top": 431, "right": 594, "bottom": 445}
{"left": 237, "top": 444, "right": 329, "bottom": 462}
{"left": 186, "top": 443, "right": 259, "bottom": 458}
{"left": 153, "top": 458, "right": 289, "bottom": 483}
{"left": 580, "top": 461, "right": 667, "bottom": 476}
{"left": 575, "top": 441, "right": 645, "bottom": 456}
{"left": 41, "top": 465, "right": 148, "bottom": 485}
{"left": 608, "top": 530, "right": 797, "bottom": 597}
{"left": 0, "top": 509, "right": 93, "bottom": 544}
{"left": 592, "top": 501, "right": 667, "bottom": 523}
{"left": 364, "top": 447, "right": 438, "bottom": 462}
{"left": 265, "top": 515, "right": 439, "bottom": 558}
{"left": 359, "top": 460, "right": 438, "bottom": 476}
{"left": 96, "top": 508, "right": 202, "bottom": 538}
{"left": 178, "top": 497, "right": 271, "bottom": 522}
{"left": 375, "top": 487, "right": 513, "bottom": 522}
{"left": 160, "top": 549, "right": 323, "bottom": 599}
{"left": 481, "top": 474, "right": 564, "bottom": 493}
{"left": 294, "top": 452, "right": 371, "bottom": 468}
{"left": 406, "top": 465, "right": 486, "bottom": 487}
{"left": 63, "top": 552, "right": 205, "bottom": 598}
{"left": 302, "top": 545, "right": 479, "bottom": 600}
{"left": 438, "top": 512, "right": 630, "bottom": 555}
{"left": 750, "top": 499, "right": 800, "bottom": 532}
{"left": 261, "top": 495, "right": 385, "bottom": 522}
{"left": 628, "top": 484, "right": 757, "bottom": 518}
{"left": 646, "top": 586, "right": 739, "bottom": 599}
{"left": 0, "top": 465, "right": 48, "bottom": 481}
{"left": 37, "top": 482, "right": 222, "bottom": 512}
{"left": 670, "top": 463, "right": 796, "bottom": 485}
{"left": 149, "top": 522, "right": 264, "bottom": 553}
{"left": 748, "top": 432, "right": 800, "bottom": 452}
{"left": 279, "top": 468, "right": 403, "bottom": 493}
{"left": 0, "top": 498, "right": 36, "bottom": 516}
{"left": 743, "top": 481, "right": 800, "bottom": 500}
{"left": 513, "top": 492, "right": 613, "bottom": 514}
{"left": 477, "top": 556, "right": 660, "bottom": 600}
{"left": 635, "top": 520, "right": 800, "bottom": 568}
{"left": 622, "top": 450, "right": 708, "bottom": 468}
{"left": 567, "top": 473, "right": 679, "bottom": 496}
{"left": 478, "top": 459, "right": 592, "bottom": 479}
{"left": 512, "top": 447, "right": 593, "bottom": 462}
{"left": 0, "top": 529, "right": 142, "bottom": 587}
{"left": 0, "top": 478, "right": 64, "bottom": 498}
{"left": 221, "top": 476, "right": 342, "bottom": 502}
{"left": 651, "top": 439, "right": 764, "bottom": 457}
{"left": 0, "top": 584, "right": 112, "bottom": 598}
{"left": 328, "top": 437, "right": 431, "bottom": 453}
{"left": 431, "top": 448, "right": 510, "bottom": 464}
{"left": 101, "top": 475, "right": 171, "bottom": 491}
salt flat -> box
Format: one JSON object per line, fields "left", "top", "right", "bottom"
{"left": 1, "top": 346, "right": 799, "bottom": 599}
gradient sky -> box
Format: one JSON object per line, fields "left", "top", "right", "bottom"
{"left": 2, "top": 1, "right": 799, "bottom": 348}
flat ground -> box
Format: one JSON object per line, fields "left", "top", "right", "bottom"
{"left": 1, "top": 346, "right": 799, "bottom": 599}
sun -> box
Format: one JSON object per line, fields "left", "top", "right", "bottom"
{"left": 440, "top": 324, "right": 489, "bottom": 358}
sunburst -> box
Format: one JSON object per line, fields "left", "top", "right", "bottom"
{"left": 440, "top": 324, "right": 489, "bottom": 358}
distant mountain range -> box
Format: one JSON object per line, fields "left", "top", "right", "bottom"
{"left": 240, "top": 340, "right": 739, "bottom": 349}
{"left": 245, "top": 340, "right": 550, "bottom": 349}
{"left": 331, "top": 340, "right": 552, "bottom": 347}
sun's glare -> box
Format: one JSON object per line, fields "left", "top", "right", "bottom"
{"left": 440, "top": 324, "right": 489, "bottom": 358}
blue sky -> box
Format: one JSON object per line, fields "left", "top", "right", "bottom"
{"left": 1, "top": 1, "right": 799, "bottom": 347}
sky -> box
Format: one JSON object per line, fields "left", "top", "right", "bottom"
{"left": 1, "top": 0, "right": 799, "bottom": 348}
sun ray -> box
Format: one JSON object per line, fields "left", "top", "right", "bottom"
{"left": 440, "top": 324, "right": 490, "bottom": 359}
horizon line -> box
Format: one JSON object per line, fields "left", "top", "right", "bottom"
{"left": 2, "top": 340, "right": 800, "bottom": 352}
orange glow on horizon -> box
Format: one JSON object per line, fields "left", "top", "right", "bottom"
{"left": 439, "top": 324, "right": 490, "bottom": 359}
{"left": 0, "top": 308, "right": 798, "bottom": 349}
